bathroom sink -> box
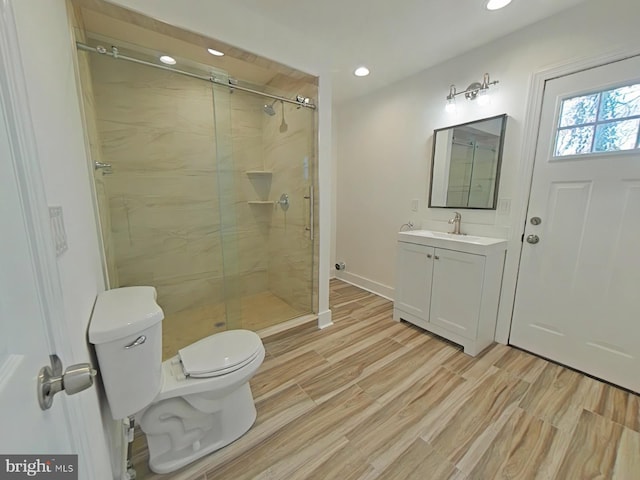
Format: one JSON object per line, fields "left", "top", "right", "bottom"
{"left": 423, "top": 231, "right": 492, "bottom": 244}
{"left": 397, "top": 229, "right": 507, "bottom": 253}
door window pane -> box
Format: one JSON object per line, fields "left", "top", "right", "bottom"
{"left": 559, "top": 94, "right": 599, "bottom": 127}
{"left": 555, "top": 127, "right": 594, "bottom": 156}
{"left": 598, "top": 84, "right": 640, "bottom": 120}
{"left": 554, "top": 81, "right": 640, "bottom": 157}
{"left": 594, "top": 119, "right": 639, "bottom": 152}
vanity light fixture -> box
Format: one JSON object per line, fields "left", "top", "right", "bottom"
{"left": 445, "top": 85, "right": 457, "bottom": 113}
{"left": 445, "top": 73, "right": 499, "bottom": 111}
{"left": 159, "top": 55, "right": 177, "bottom": 65}
{"left": 354, "top": 66, "right": 370, "bottom": 77}
{"left": 207, "top": 48, "right": 225, "bottom": 57}
{"left": 486, "top": 0, "right": 512, "bottom": 10}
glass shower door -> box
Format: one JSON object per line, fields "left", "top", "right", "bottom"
{"left": 212, "top": 83, "right": 315, "bottom": 332}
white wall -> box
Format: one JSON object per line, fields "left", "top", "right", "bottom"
{"left": 12, "top": 0, "right": 114, "bottom": 477}
{"left": 335, "top": 0, "right": 640, "bottom": 337}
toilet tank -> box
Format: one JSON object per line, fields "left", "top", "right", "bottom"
{"left": 89, "top": 286, "right": 164, "bottom": 420}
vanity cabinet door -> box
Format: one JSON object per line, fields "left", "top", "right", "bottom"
{"left": 395, "top": 242, "right": 434, "bottom": 321}
{"left": 429, "top": 249, "right": 485, "bottom": 339}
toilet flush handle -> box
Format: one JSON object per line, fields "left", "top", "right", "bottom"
{"left": 124, "top": 335, "right": 147, "bottom": 349}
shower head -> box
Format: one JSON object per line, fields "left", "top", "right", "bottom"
{"left": 263, "top": 100, "right": 277, "bottom": 116}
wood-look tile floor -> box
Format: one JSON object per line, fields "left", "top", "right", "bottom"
{"left": 133, "top": 279, "right": 640, "bottom": 479}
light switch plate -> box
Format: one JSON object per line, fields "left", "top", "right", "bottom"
{"left": 49, "top": 206, "right": 68, "bottom": 257}
{"left": 411, "top": 199, "right": 419, "bottom": 212}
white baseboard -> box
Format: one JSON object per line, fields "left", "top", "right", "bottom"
{"left": 335, "top": 271, "right": 395, "bottom": 301}
{"left": 317, "top": 309, "right": 333, "bottom": 329}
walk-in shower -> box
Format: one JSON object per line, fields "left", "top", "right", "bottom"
{"left": 76, "top": 33, "right": 318, "bottom": 359}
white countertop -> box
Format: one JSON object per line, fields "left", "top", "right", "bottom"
{"left": 398, "top": 230, "right": 507, "bottom": 255}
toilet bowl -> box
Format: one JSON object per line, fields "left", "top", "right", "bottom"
{"left": 88, "top": 286, "right": 265, "bottom": 474}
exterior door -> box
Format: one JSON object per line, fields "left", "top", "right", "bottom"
{"left": 510, "top": 55, "right": 640, "bottom": 392}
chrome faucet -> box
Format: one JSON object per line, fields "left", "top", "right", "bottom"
{"left": 448, "top": 212, "right": 462, "bottom": 235}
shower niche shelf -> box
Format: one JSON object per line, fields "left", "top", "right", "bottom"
{"left": 245, "top": 170, "right": 273, "bottom": 176}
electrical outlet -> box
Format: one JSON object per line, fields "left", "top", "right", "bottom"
{"left": 411, "top": 199, "right": 419, "bottom": 212}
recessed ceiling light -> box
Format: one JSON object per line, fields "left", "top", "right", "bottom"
{"left": 486, "top": 0, "right": 512, "bottom": 10}
{"left": 354, "top": 66, "right": 370, "bottom": 77}
{"left": 159, "top": 55, "right": 176, "bottom": 65}
{"left": 207, "top": 48, "right": 225, "bottom": 57}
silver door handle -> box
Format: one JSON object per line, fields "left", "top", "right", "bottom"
{"left": 37, "top": 354, "right": 97, "bottom": 410}
{"left": 526, "top": 234, "right": 540, "bottom": 244}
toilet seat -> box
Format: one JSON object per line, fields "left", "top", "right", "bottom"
{"left": 178, "top": 330, "right": 262, "bottom": 378}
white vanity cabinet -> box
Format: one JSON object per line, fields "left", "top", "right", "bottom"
{"left": 393, "top": 230, "right": 507, "bottom": 356}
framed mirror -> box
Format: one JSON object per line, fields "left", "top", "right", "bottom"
{"left": 429, "top": 114, "right": 507, "bottom": 209}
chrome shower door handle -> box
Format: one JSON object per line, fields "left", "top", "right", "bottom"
{"left": 304, "top": 185, "right": 314, "bottom": 241}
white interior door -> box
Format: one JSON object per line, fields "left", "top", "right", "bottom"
{"left": 0, "top": 89, "right": 76, "bottom": 454}
{"left": 511, "top": 55, "right": 640, "bottom": 392}
{"left": 0, "top": 0, "right": 94, "bottom": 466}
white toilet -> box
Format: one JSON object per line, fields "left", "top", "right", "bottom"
{"left": 88, "top": 286, "right": 265, "bottom": 474}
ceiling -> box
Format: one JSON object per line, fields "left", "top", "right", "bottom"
{"left": 230, "top": 0, "right": 587, "bottom": 102}
{"left": 108, "top": 0, "right": 588, "bottom": 102}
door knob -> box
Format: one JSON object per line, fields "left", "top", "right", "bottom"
{"left": 37, "top": 354, "right": 97, "bottom": 410}
{"left": 526, "top": 234, "right": 540, "bottom": 244}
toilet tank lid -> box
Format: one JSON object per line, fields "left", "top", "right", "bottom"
{"left": 89, "top": 286, "right": 164, "bottom": 344}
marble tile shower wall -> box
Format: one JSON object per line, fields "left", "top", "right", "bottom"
{"left": 225, "top": 90, "right": 269, "bottom": 299}
{"left": 89, "top": 55, "right": 268, "bottom": 316}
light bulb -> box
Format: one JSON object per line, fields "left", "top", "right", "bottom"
{"left": 159, "top": 55, "right": 176, "bottom": 65}
{"left": 477, "top": 89, "right": 491, "bottom": 106}
{"left": 445, "top": 98, "right": 457, "bottom": 113}
{"left": 207, "top": 48, "right": 225, "bottom": 56}
{"left": 354, "top": 66, "right": 370, "bottom": 77}
{"left": 486, "top": 0, "right": 512, "bottom": 10}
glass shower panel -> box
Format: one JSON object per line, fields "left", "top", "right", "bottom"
{"left": 211, "top": 84, "right": 315, "bottom": 332}
{"left": 84, "top": 52, "right": 225, "bottom": 358}
{"left": 80, "top": 36, "right": 317, "bottom": 358}
{"left": 211, "top": 77, "right": 242, "bottom": 331}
